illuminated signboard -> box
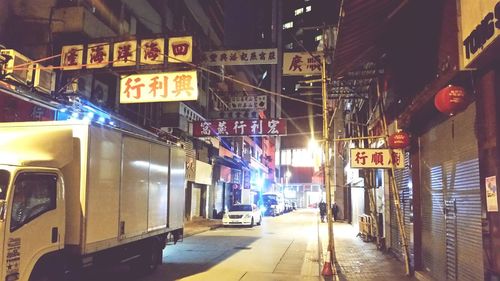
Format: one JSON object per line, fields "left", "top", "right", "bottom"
{"left": 193, "top": 119, "right": 286, "bottom": 137}
{"left": 120, "top": 70, "right": 198, "bottom": 103}
{"left": 350, "top": 148, "right": 404, "bottom": 169}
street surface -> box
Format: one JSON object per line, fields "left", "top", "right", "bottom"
{"left": 82, "top": 209, "right": 323, "bottom": 281}
{"left": 79, "top": 209, "right": 413, "bottom": 281}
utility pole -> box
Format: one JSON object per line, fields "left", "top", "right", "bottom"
{"left": 321, "top": 50, "right": 337, "bottom": 273}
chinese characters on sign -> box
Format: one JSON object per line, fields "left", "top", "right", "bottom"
{"left": 168, "top": 36, "right": 193, "bottom": 63}
{"left": 192, "top": 119, "right": 287, "bottom": 137}
{"left": 283, "top": 52, "right": 322, "bottom": 76}
{"left": 229, "top": 95, "right": 267, "bottom": 110}
{"left": 202, "top": 48, "right": 278, "bottom": 66}
{"left": 61, "top": 37, "right": 193, "bottom": 70}
{"left": 113, "top": 40, "right": 137, "bottom": 67}
{"left": 86, "top": 43, "right": 110, "bottom": 69}
{"left": 61, "top": 45, "right": 84, "bottom": 70}
{"left": 350, "top": 148, "right": 405, "bottom": 169}
{"left": 120, "top": 70, "right": 198, "bottom": 103}
{"left": 140, "top": 38, "right": 165, "bottom": 65}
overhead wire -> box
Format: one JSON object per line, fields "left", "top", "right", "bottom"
{"left": 8, "top": 41, "right": 322, "bottom": 108}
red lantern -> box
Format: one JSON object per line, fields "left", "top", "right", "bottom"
{"left": 434, "top": 85, "right": 467, "bottom": 115}
{"left": 388, "top": 131, "right": 410, "bottom": 149}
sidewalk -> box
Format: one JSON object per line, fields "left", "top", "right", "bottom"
{"left": 320, "top": 221, "right": 417, "bottom": 281}
{"left": 183, "top": 217, "right": 222, "bottom": 238}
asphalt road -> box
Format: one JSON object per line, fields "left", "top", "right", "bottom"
{"left": 82, "top": 208, "right": 322, "bottom": 281}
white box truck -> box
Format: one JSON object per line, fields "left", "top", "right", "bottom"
{"left": 0, "top": 121, "right": 186, "bottom": 281}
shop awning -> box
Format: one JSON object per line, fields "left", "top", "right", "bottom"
{"left": 333, "top": 0, "right": 409, "bottom": 78}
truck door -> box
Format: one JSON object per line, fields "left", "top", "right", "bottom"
{"left": 3, "top": 171, "right": 64, "bottom": 280}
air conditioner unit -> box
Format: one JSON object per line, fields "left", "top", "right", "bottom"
{"left": 91, "top": 79, "right": 109, "bottom": 105}
{"left": 33, "top": 64, "right": 55, "bottom": 94}
{"left": 0, "top": 49, "right": 34, "bottom": 85}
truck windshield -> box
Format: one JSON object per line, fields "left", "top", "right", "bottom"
{"left": 262, "top": 195, "right": 277, "bottom": 205}
{"left": 0, "top": 170, "right": 9, "bottom": 200}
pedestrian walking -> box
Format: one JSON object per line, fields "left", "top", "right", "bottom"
{"left": 318, "top": 200, "right": 327, "bottom": 222}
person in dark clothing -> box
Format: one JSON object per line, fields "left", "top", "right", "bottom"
{"left": 318, "top": 200, "right": 327, "bottom": 222}
{"left": 332, "top": 202, "right": 339, "bottom": 221}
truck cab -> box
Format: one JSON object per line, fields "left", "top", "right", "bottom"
{"left": 0, "top": 166, "right": 66, "bottom": 281}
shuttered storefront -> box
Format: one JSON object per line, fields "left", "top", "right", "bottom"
{"left": 390, "top": 152, "right": 413, "bottom": 263}
{"left": 419, "top": 104, "right": 483, "bottom": 280}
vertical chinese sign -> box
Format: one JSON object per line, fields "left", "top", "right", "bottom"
{"left": 192, "top": 119, "right": 287, "bottom": 137}
{"left": 283, "top": 52, "right": 322, "bottom": 76}
{"left": 140, "top": 38, "right": 165, "bottom": 65}
{"left": 61, "top": 45, "right": 84, "bottom": 70}
{"left": 120, "top": 70, "right": 198, "bottom": 103}
{"left": 350, "top": 148, "right": 405, "bottom": 169}
{"left": 168, "top": 36, "right": 192, "bottom": 63}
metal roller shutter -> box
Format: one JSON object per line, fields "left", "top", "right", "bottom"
{"left": 390, "top": 152, "right": 413, "bottom": 262}
{"left": 419, "top": 104, "right": 483, "bottom": 281}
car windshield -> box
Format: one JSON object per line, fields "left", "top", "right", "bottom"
{"left": 230, "top": 205, "right": 252, "bottom": 212}
{"left": 0, "top": 170, "right": 9, "bottom": 200}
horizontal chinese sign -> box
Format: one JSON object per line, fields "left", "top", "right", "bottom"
{"left": 229, "top": 95, "right": 267, "bottom": 110}
{"left": 202, "top": 48, "right": 277, "bottom": 66}
{"left": 120, "top": 70, "right": 198, "bottom": 104}
{"left": 60, "top": 36, "right": 192, "bottom": 70}
{"left": 283, "top": 52, "right": 322, "bottom": 76}
{"left": 193, "top": 119, "right": 286, "bottom": 137}
{"left": 350, "top": 148, "right": 404, "bottom": 169}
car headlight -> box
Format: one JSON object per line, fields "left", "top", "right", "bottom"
{"left": 223, "top": 213, "right": 229, "bottom": 218}
{"left": 243, "top": 214, "right": 252, "bottom": 218}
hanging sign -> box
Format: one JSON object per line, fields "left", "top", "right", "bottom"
{"left": 283, "top": 52, "right": 322, "bottom": 76}
{"left": 168, "top": 36, "right": 192, "bottom": 63}
{"left": 113, "top": 40, "right": 137, "bottom": 67}
{"left": 192, "top": 119, "right": 287, "bottom": 137}
{"left": 459, "top": 0, "right": 500, "bottom": 68}
{"left": 140, "top": 38, "right": 165, "bottom": 65}
{"left": 486, "top": 176, "right": 498, "bottom": 212}
{"left": 202, "top": 48, "right": 277, "bottom": 66}
{"left": 86, "top": 43, "right": 110, "bottom": 69}
{"left": 350, "top": 148, "right": 404, "bottom": 169}
{"left": 229, "top": 95, "right": 267, "bottom": 110}
{"left": 61, "top": 45, "right": 84, "bottom": 70}
{"left": 120, "top": 70, "right": 198, "bottom": 103}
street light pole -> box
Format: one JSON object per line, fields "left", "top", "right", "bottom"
{"left": 321, "top": 53, "right": 336, "bottom": 273}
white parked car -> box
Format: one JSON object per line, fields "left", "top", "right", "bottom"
{"left": 223, "top": 204, "right": 262, "bottom": 227}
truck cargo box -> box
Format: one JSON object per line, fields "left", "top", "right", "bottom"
{"left": 0, "top": 121, "right": 185, "bottom": 255}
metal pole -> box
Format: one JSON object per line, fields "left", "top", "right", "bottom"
{"left": 376, "top": 83, "right": 411, "bottom": 275}
{"left": 322, "top": 54, "right": 336, "bottom": 271}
